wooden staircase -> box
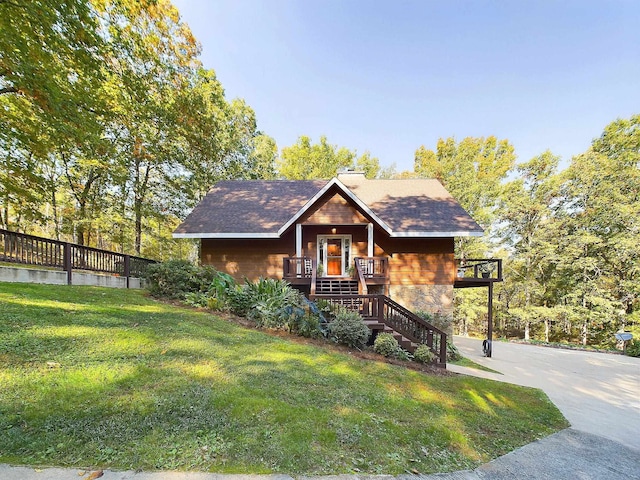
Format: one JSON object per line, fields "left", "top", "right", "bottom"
{"left": 311, "top": 294, "right": 448, "bottom": 367}
{"left": 364, "top": 319, "right": 418, "bottom": 351}
{"left": 315, "top": 278, "right": 358, "bottom": 295}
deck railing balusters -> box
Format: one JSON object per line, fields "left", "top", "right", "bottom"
{"left": 0, "top": 228, "right": 155, "bottom": 286}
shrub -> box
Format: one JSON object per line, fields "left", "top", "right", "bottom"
{"left": 227, "top": 286, "right": 254, "bottom": 317}
{"left": 329, "top": 308, "right": 370, "bottom": 348}
{"left": 183, "top": 292, "right": 210, "bottom": 308}
{"left": 230, "top": 278, "right": 309, "bottom": 330}
{"left": 374, "top": 333, "right": 400, "bottom": 357}
{"left": 447, "top": 341, "right": 462, "bottom": 361}
{"left": 414, "top": 344, "right": 436, "bottom": 364}
{"left": 193, "top": 265, "right": 220, "bottom": 292}
{"left": 415, "top": 310, "right": 433, "bottom": 322}
{"left": 625, "top": 339, "right": 640, "bottom": 357}
{"left": 396, "top": 348, "right": 412, "bottom": 361}
{"left": 145, "top": 260, "right": 199, "bottom": 299}
{"left": 416, "top": 310, "right": 452, "bottom": 333}
{"left": 290, "top": 313, "right": 324, "bottom": 338}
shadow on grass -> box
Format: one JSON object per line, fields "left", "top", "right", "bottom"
{"left": 0, "top": 283, "right": 568, "bottom": 474}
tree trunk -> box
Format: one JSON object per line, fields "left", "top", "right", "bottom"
{"left": 524, "top": 321, "right": 530, "bottom": 341}
{"left": 544, "top": 318, "right": 549, "bottom": 343}
{"left": 135, "top": 201, "right": 142, "bottom": 255}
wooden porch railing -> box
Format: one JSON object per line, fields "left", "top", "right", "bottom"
{"left": 0, "top": 228, "right": 156, "bottom": 286}
{"left": 456, "top": 258, "right": 503, "bottom": 281}
{"left": 283, "top": 256, "right": 314, "bottom": 279}
{"left": 355, "top": 256, "right": 388, "bottom": 279}
{"left": 311, "top": 294, "right": 447, "bottom": 366}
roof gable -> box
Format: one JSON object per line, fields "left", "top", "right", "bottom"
{"left": 173, "top": 176, "right": 483, "bottom": 239}
{"left": 302, "top": 192, "right": 369, "bottom": 225}
{"left": 277, "top": 177, "right": 392, "bottom": 236}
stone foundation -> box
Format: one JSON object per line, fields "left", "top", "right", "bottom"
{"left": 388, "top": 284, "right": 453, "bottom": 315}
{"left": 388, "top": 284, "right": 454, "bottom": 335}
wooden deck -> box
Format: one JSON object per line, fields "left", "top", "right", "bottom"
{"left": 454, "top": 258, "right": 503, "bottom": 288}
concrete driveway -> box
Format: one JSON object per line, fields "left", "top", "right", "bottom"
{"left": 449, "top": 336, "right": 640, "bottom": 451}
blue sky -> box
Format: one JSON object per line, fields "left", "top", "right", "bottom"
{"left": 172, "top": 0, "right": 640, "bottom": 173}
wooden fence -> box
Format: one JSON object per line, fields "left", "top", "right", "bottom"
{"left": 0, "top": 228, "right": 156, "bottom": 287}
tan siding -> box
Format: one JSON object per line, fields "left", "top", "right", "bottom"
{"left": 303, "top": 193, "right": 368, "bottom": 224}
{"left": 201, "top": 232, "right": 295, "bottom": 282}
{"left": 374, "top": 237, "right": 455, "bottom": 285}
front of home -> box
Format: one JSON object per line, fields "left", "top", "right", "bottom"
{"left": 174, "top": 171, "right": 500, "bottom": 364}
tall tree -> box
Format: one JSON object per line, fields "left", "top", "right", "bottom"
{"left": 414, "top": 136, "right": 516, "bottom": 258}
{"left": 497, "top": 151, "right": 561, "bottom": 339}
{"left": 278, "top": 136, "right": 380, "bottom": 179}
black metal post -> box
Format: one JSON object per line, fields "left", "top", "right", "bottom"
{"left": 63, "top": 242, "right": 72, "bottom": 285}
{"left": 487, "top": 281, "right": 493, "bottom": 357}
{"left": 124, "top": 255, "right": 131, "bottom": 289}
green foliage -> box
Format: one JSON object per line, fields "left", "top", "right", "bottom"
{"left": 625, "top": 339, "right": 640, "bottom": 357}
{"left": 278, "top": 135, "right": 381, "bottom": 179}
{"left": 0, "top": 0, "right": 272, "bottom": 256}
{"left": 328, "top": 308, "right": 370, "bottom": 348}
{"left": 373, "top": 333, "right": 400, "bottom": 357}
{"left": 183, "top": 291, "right": 210, "bottom": 308}
{"left": 416, "top": 310, "right": 452, "bottom": 333}
{"left": 414, "top": 344, "right": 437, "bottom": 364}
{"left": 447, "top": 342, "right": 462, "bottom": 361}
{"left": 289, "top": 313, "right": 324, "bottom": 339}
{"left": 231, "top": 278, "right": 307, "bottom": 330}
{"left": 145, "top": 260, "right": 198, "bottom": 299}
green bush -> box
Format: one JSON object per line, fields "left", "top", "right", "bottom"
{"left": 183, "top": 292, "right": 210, "bottom": 308}
{"left": 290, "top": 313, "right": 324, "bottom": 338}
{"left": 447, "top": 341, "right": 462, "bottom": 361}
{"left": 625, "top": 339, "right": 640, "bottom": 357}
{"left": 328, "top": 308, "right": 370, "bottom": 348}
{"left": 396, "top": 348, "right": 411, "bottom": 361}
{"left": 416, "top": 310, "right": 452, "bottom": 333}
{"left": 414, "top": 344, "right": 436, "bottom": 364}
{"left": 229, "top": 278, "right": 307, "bottom": 330}
{"left": 145, "top": 260, "right": 199, "bottom": 299}
{"left": 374, "top": 333, "right": 400, "bottom": 357}
{"left": 227, "top": 286, "right": 254, "bottom": 317}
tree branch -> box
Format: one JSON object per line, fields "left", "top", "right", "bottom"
{"left": 0, "top": 86, "right": 19, "bottom": 95}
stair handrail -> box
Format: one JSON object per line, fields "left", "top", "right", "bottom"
{"left": 353, "top": 258, "right": 368, "bottom": 295}
{"left": 310, "top": 258, "right": 317, "bottom": 296}
{"left": 378, "top": 295, "right": 447, "bottom": 365}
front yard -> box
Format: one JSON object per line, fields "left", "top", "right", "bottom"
{"left": 0, "top": 282, "right": 568, "bottom": 474}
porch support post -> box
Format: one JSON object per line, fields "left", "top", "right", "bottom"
{"left": 367, "top": 223, "right": 374, "bottom": 257}
{"left": 487, "top": 281, "right": 494, "bottom": 357}
{"left": 295, "top": 223, "right": 302, "bottom": 257}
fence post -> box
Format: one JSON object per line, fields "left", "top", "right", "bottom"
{"left": 63, "top": 242, "right": 72, "bottom": 285}
{"left": 124, "top": 255, "right": 131, "bottom": 289}
{"left": 440, "top": 332, "right": 447, "bottom": 366}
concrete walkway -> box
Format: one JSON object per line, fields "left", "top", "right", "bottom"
{"left": 2, "top": 338, "right": 639, "bottom": 479}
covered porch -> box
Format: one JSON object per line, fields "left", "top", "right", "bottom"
{"left": 283, "top": 255, "right": 389, "bottom": 295}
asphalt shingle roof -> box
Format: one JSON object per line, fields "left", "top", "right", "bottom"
{"left": 173, "top": 175, "right": 483, "bottom": 237}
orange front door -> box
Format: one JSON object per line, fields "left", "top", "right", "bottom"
{"left": 326, "top": 238, "right": 343, "bottom": 275}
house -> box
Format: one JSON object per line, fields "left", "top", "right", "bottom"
{"left": 174, "top": 170, "right": 501, "bottom": 364}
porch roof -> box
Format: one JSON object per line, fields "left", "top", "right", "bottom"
{"left": 173, "top": 175, "right": 483, "bottom": 238}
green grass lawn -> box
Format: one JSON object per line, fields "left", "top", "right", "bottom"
{"left": 0, "top": 282, "right": 568, "bottom": 474}
{"left": 450, "top": 357, "right": 503, "bottom": 374}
